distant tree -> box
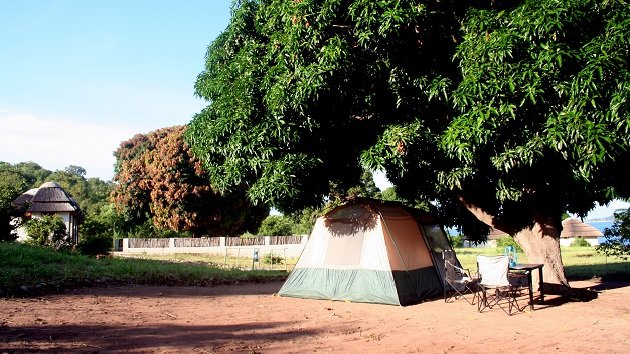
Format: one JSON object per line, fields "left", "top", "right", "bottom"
{"left": 257, "top": 215, "right": 295, "bottom": 236}
{"left": 0, "top": 168, "right": 28, "bottom": 241}
{"left": 346, "top": 170, "right": 381, "bottom": 199}
{"left": 287, "top": 207, "right": 319, "bottom": 235}
{"left": 112, "top": 126, "right": 269, "bottom": 237}
{"left": 10, "top": 162, "right": 51, "bottom": 187}
{"left": 380, "top": 187, "right": 399, "bottom": 203}
{"left": 597, "top": 208, "right": 630, "bottom": 260}
{"left": 78, "top": 204, "right": 117, "bottom": 256}
{"left": 64, "top": 165, "right": 87, "bottom": 178}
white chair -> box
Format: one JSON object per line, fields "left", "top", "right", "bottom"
{"left": 476, "top": 255, "right": 524, "bottom": 315}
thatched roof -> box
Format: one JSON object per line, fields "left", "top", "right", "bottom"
{"left": 11, "top": 188, "right": 38, "bottom": 206}
{"left": 561, "top": 218, "right": 602, "bottom": 238}
{"left": 13, "top": 181, "right": 81, "bottom": 213}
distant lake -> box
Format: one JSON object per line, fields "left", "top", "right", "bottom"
{"left": 447, "top": 221, "right": 616, "bottom": 241}
{"left": 589, "top": 221, "right": 614, "bottom": 243}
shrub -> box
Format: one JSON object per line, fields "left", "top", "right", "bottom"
{"left": 24, "top": 215, "right": 71, "bottom": 250}
{"left": 596, "top": 208, "right": 630, "bottom": 260}
{"left": 570, "top": 237, "right": 591, "bottom": 247}
{"left": 263, "top": 253, "right": 284, "bottom": 265}
{"left": 496, "top": 236, "right": 522, "bottom": 253}
{"left": 449, "top": 234, "right": 464, "bottom": 248}
{"left": 77, "top": 235, "right": 112, "bottom": 256}
{"left": 257, "top": 215, "right": 295, "bottom": 236}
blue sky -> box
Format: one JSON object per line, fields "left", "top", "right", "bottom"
{"left": 0, "top": 0, "right": 233, "bottom": 179}
{"left": 0, "top": 0, "right": 626, "bottom": 219}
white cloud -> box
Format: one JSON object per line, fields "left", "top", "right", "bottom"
{"left": 0, "top": 110, "right": 136, "bottom": 180}
{"left": 586, "top": 200, "right": 630, "bottom": 220}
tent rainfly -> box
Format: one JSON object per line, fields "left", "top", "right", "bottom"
{"left": 278, "top": 199, "right": 456, "bottom": 306}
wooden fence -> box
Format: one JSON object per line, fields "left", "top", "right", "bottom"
{"left": 174, "top": 237, "right": 221, "bottom": 247}
{"left": 119, "top": 235, "right": 308, "bottom": 257}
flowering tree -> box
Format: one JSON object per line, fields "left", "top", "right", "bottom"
{"left": 112, "top": 126, "right": 269, "bottom": 237}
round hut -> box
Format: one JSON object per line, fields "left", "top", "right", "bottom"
{"left": 560, "top": 218, "right": 602, "bottom": 246}
{"left": 13, "top": 181, "right": 82, "bottom": 244}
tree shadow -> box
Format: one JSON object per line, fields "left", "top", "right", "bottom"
{"left": 68, "top": 281, "right": 286, "bottom": 299}
{"left": 565, "top": 262, "right": 630, "bottom": 283}
{"left": 0, "top": 321, "right": 325, "bottom": 352}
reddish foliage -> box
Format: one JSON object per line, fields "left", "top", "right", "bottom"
{"left": 112, "top": 126, "right": 268, "bottom": 236}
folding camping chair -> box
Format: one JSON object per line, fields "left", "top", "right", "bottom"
{"left": 443, "top": 249, "right": 478, "bottom": 305}
{"left": 476, "top": 255, "right": 525, "bottom": 315}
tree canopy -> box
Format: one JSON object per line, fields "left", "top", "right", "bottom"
{"left": 187, "top": 0, "right": 629, "bottom": 287}
{"left": 112, "top": 125, "right": 269, "bottom": 237}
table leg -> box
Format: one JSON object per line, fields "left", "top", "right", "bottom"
{"left": 538, "top": 266, "right": 544, "bottom": 303}
{"left": 527, "top": 271, "right": 534, "bottom": 311}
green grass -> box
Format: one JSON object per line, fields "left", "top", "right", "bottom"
{"left": 2, "top": 242, "right": 627, "bottom": 297}
{"left": 118, "top": 252, "right": 300, "bottom": 272}
{"left": 453, "top": 246, "right": 630, "bottom": 281}
{"left": 0, "top": 242, "right": 288, "bottom": 297}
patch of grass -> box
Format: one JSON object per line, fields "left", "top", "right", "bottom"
{"left": 453, "top": 246, "right": 630, "bottom": 281}
{"left": 0, "top": 243, "right": 288, "bottom": 297}
{"left": 118, "top": 252, "right": 299, "bottom": 271}
{"left": 559, "top": 247, "right": 629, "bottom": 281}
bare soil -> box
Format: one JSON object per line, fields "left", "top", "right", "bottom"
{"left": 1, "top": 279, "right": 628, "bottom": 353}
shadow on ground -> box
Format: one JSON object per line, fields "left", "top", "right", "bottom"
{"left": 0, "top": 321, "right": 323, "bottom": 352}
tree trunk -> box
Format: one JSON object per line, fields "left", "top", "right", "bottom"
{"left": 512, "top": 217, "right": 570, "bottom": 293}
{"left": 458, "top": 196, "right": 570, "bottom": 292}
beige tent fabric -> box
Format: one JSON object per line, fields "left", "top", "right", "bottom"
{"left": 295, "top": 217, "right": 392, "bottom": 271}
{"left": 561, "top": 218, "right": 603, "bottom": 238}
{"left": 295, "top": 203, "right": 435, "bottom": 272}
{"left": 382, "top": 216, "right": 433, "bottom": 271}
{"left": 279, "top": 199, "right": 451, "bottom": 305}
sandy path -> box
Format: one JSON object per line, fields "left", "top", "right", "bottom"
{"left": 1, "top": 279, "right": 629, "bottom": 353}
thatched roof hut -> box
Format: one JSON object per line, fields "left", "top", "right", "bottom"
{"left": 25, "top": 181, "right": 80, "bottom": 213}
{"left": 11, "top": 187, "right": 38, "bottom": 206}
{"left": 12, "top": 181, "right": 81, "bottom": 243}
{"left": 560, "top": 218, "right": 602, "bottom": 246}
{"left": 561, "top": 218, "right": 603, "bottom": 238}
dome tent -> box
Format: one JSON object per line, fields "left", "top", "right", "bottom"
{"left": 279, "top": 199, "right": 456, "bottom": 306}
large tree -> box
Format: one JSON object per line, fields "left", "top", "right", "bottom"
{"left": 112, "top": 125, "right": 269, "bottom": 237}
{"left": 187, "top": 0, "right": 629, "bottom": 290}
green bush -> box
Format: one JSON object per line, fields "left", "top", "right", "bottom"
{"left": 263, "top": 253, "right": 284, "bottom": 265}
{"left": 496, "top": 236, "right": 522, "bottom": 253}
{"left": 257, "top": 215, "right": 295, "bottom": 236}
{"left": 77, "top": 235, "right": 112, "bottom": 256}
{"left": 24, "top": 215, "right": 71, "bottom": 250}
{"left": 570, "top": 237, "right": 591, "bottom": 247}
{"left": 449, "top": 234, "right": 464, "bottom": 248}
{"left": 596, "top": 208, "right": 630, "bottom": 260}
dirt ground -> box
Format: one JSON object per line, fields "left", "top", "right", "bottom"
{"left": 1, "top": 279, "right": 629, "bottom": 353}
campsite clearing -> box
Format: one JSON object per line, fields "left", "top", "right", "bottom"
{"left": 1, "top": 279, "right": 628, "bottom": 353}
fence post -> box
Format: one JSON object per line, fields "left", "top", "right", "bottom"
{"left": 252, "top": 248, "right": 259, "bottom": 270}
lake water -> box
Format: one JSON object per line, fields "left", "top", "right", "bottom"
{"left": 589, "top": 221, "right": 614, "bottom": 243}
{"left": 448, "top": 221, "right": 616, "bottom": 242}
